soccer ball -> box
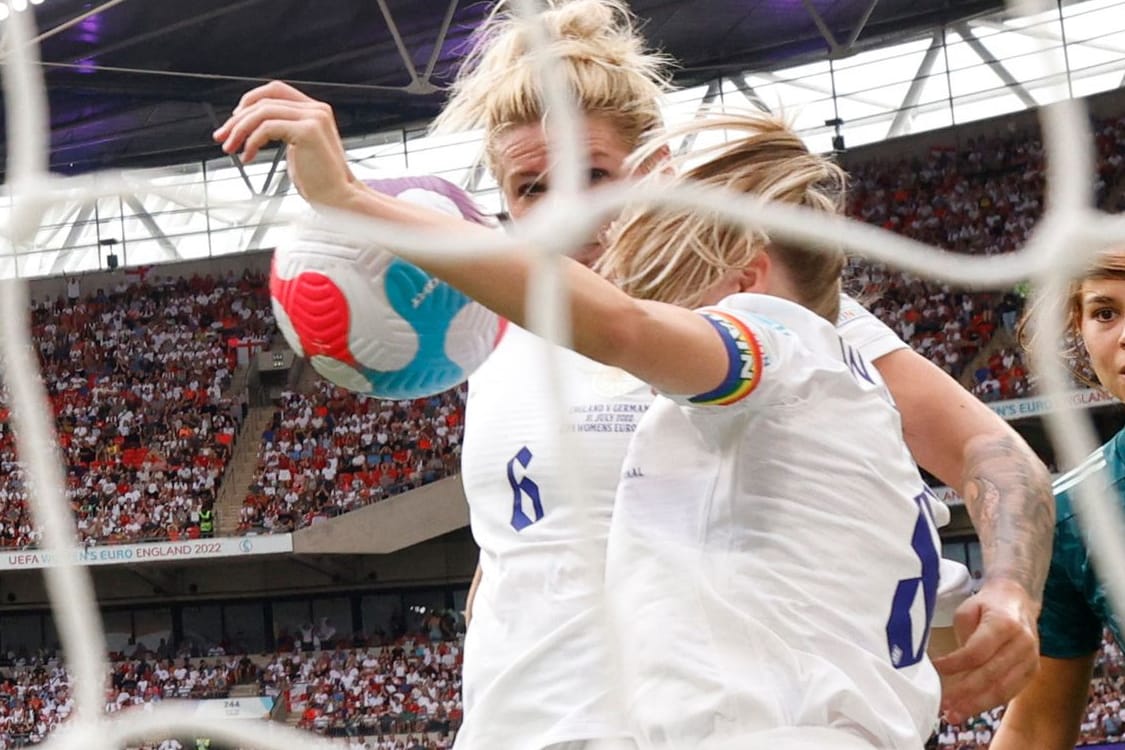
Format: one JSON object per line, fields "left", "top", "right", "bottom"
{"left": 270, "top": 175, "right": 503, "bottom": 400}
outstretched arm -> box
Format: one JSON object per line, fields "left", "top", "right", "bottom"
{"left": 873, "top": 349, "right": 1054, "bottom": 721}
{"left": 214, "top": 81, "right": 730, "bottom": 399}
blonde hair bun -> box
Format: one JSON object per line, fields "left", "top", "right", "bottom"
{"left": 434, "top": 0, "right": 671, "bottom": 177}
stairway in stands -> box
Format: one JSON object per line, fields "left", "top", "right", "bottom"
{"left": 228, "top": 682, "right": 262, "bottom": 700}
{"left": 215, "top": 405, "right": 276, "bottom": 536}
{"left": 958, "top": 327, "right": 1017, "bottom": 391}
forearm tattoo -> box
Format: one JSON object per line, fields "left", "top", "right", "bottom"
{"left": 962, "top": 433, "right": 1055, "bottom": 601}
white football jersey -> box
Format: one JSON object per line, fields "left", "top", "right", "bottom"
{"left": 605, "top": 294, "right": 941, "bottom": 749}
{"left": 457, "top": 321, "right": 652, "bottom": 749}
{"left": 457, "top": 294, "right": 932, "bottom": 750}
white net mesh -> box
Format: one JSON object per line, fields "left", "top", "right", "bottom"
{"left": 2, "top": 0, "right": 1125, "bottom": 748}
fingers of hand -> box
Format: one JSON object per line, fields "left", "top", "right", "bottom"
{"left": 951, "top": 598, "right": 984, "bottom": 646}
{"left": 941, "top": 651, "right": 1037, "bottom": 720}
{"left": 933, "top": 634, "right": 999, "bottom": 676}
{"left": 213, "top": 82, "right": 310, "bottom": 140}
{"left": 938, "top": 626, "right": 1039, "bottom": 719}
{"left": 215, "top": 100, "right": 333, "bottom": 160}
{"left": 234, "top": 80, "right": 315, "bottom": 115}
{"left": 935, "top": 610, "right": 998, "bottom": 675}
{"left": 239, "top": 121, "right": 296, "bottom": 165}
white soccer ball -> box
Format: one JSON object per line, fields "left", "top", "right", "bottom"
{"left": 270, "top": 176, "right": 503, "bottom": 399}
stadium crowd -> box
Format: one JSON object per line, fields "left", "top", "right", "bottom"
{"left": 0, "top": 642, "right": 460, "bottom": 748}
{"left": 266, "top": 637, "right": 462, "bottom": 739}
{"left": 0, "top": 271, "right": 271, "bottom": 548}
{"left": 845, "top": 110, "right": 1125, "bottom": 396}
{"left": 237, "top": 383, "right": 464, "bottom": 534}
{"left": 0, "top": 651, "right": 243, "bottom": 748}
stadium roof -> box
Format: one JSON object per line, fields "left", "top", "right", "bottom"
{"left": 5, "top": 0, "right": 1007, "bottom": 174}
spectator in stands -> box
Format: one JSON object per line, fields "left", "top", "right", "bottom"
{"left": 317, "top": 618, "right": 337, "bottom": 651}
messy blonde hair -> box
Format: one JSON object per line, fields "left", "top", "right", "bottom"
{"left": 433, "top": 0, "right": 671, "bottom": 179}
{"left": 597, "top": 113, "right": 847, "bottom": 322}
{"left": 1019, "top": 247, "right": 1125, "bottom": 387}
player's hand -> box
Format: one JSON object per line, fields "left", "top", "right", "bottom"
{"left": 932, "top": 578, "right": 1040, "bottom": 724}
{"left": 212, "top": 81, "right": 362, "bottom": 210}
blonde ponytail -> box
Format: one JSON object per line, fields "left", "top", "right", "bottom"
{"left": 598, "top": 113, "right": 847, "bottom": 322}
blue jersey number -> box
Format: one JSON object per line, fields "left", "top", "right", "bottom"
{"left": 885, "top": 488, "right": 940, "bottom": 668}
{"left": 508, "top": 446, "right": 544, "bottom": 531}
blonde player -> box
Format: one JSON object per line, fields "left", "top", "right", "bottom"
{"left": 215, "top": 1, "right": 1052, "bottom": 742}
{"left": 599, "top": 117, "right": 940, "bottom": 749}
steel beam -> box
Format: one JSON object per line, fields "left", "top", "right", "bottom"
{"left": 31, "top": 0, "right": 272, "bottom": 69}
{"left": 246, "top": 174, "right": 292, "bottom": 251}
{"left": 464, "top": 158, "right": 489, "bottom": 193}
{"left": 261, "top": 148, "right": 285, "bottom": 196}
{"left": 203, "top": 102, "right": 290, "bottom": 199}
{"left": 845, "top": 0, "right": 881, "bottom": 50}
{"left": 801, "top": 0, "right": 841, "bottom": 54}
{"left": 376, "top": 0, "right": 422, "bottom": 89}
{"left": 887, "top": 31, "right": 944, "bottom": 139}
{"left": 123, "top": 195, "right": 181, "bottom": 260}
{"left": 47, "top": 203, "right": 96, "bottom": 275}
{"left": 954, "top": 23, "right": 1038, "bottom": 109}
{"left": 203, "top": 102, "right": 257, "bottom": 197}
{"left": 756, "top": 69, "right": 887, "bottom": 110}
{"left": 675, "top": 80, "right": 722, "bottom": 156}
{"left": 974, "top": 17, "right": 1125, "bottom": 58}
{"left": 422, "top": 0, "right": 461, "bottom": 83}
{"left": 727, "top": 73, "right": 772, "bottom": 112}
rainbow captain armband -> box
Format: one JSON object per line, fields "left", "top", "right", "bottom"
{"left": 689, "top": 309, "right": 765, "bottom": 406}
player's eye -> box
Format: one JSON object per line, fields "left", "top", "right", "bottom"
{"left": 518, "top": 180, "right": 546, "bottom": 198}
{"left": 1093, "top": 307, "right": 1118, "bottom": 322}
{"left": 589, "top": 168, "right": 611, "bottom": 185}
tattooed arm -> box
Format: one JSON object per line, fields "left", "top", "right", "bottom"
{"left": 873, "top": 349, "right": 1054, "bottom": 720}
{"left": 958, "top": 433, "right": 1054, "bottom": 597}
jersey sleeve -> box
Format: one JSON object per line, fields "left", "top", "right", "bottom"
{"left": 934, "top": 558, "right": 973, "bottom": 629}
{"left": 836, "top": 293, "right": 908, "bottom": 363}
{"left": 661, "top": 303, "right": 796, "bottom": 409}
{"left": 1038, "top": 511, "right": 1103, "bottom": 658}
{"left": 676, "top": 308, "right": 768, "bottom": 407}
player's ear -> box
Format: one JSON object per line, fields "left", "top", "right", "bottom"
{"left": 635, "top": 144, "right": 673, "bottom": 177}
{"left": 737, "top": 250, "right": 771, "bottom": 293}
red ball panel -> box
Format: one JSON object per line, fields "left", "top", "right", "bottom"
{"left": 270, "top": 263, "right": 358, "bottom": 367}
